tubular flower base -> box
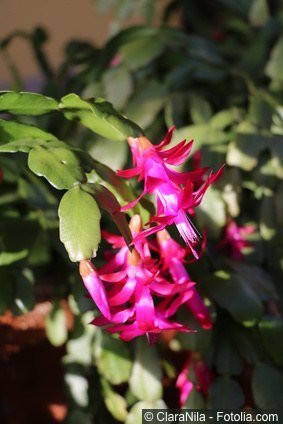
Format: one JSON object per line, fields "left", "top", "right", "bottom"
{"left": 217, "top": 220, "right": 255, "bottom": 260}
{"left": 79, "top": 216, "right": 212, "bottom": 342}
{"left": 117, "top": 127, "right": 223, "bottom": 258}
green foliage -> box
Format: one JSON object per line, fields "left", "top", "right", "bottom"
{"left": 58, "top": 186, "right": 101, "bottom": 262}
{"left": 0, "top": 119, "right": 56, "bottom": 144}
{"left": 129, "top": 339, "right": 162, "bottom": 401}
{"left": 95, "top": 332, "right": 132, "bottom": 385}
{"left": 208, "top": 376, "right": 245, "bottom": 409}
{"left": 259, "top": 316, "right": 283, "bottom": 366}
{"left": 207, "top": 271, "right": 263, "bottom": 325}
{"left": 0, "top": 91, "right": 58, "bottom": 115}
{"left": 28, "top": 143, "right": 86, "bottom": 189}
{"left": 252, "top": 363, "right": 283, "bottom": 408}
{"left": 59, "top": 94, "right": 142, "bottom": 141}
{"left": 102, "top": 378, "right": 128, "bottom": 422}
{"left": 1, "top": 0, "right": 283, "bottom": 420}
{"left": 46, "top": 303, "right": 68, "bottom": 346}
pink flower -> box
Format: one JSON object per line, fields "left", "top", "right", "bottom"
{"left": 109, "top": 54, "right": 123, "bottom": 68}
{"left": 92, "top": 242, "right": 194, "bottom": 341}
{"left": 157, "top": 230, "right": 212, "bottom": 330}
{"left": 81, "top": 215, "right": 195, "bottom": 341}
{"left": 176, "top": 353, "right": 211, "bottom": 407}
{"left": 79, "top": 260, "right": 111, "bottom": 320}
{"left": 176, "top": 355, "right": 194, "bottom": 407}
{"left": 117, "top": 128, "right": 223, "bottom": 257}
{"left": 217, "top": 220, "right": 255, "bottom": 260}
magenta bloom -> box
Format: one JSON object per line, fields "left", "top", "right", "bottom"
{"left": 81, "top": 216, "right": 196, "bottom": 341}
{"left": 79, "top": 260, "right": 111, "bottom": 320}
{"left": 117, "top": 128, "right": 223, "bottom": 257}
{"left": 157, "top": 230, "right": 212, "bottom": 330}
{"left": 176, "top": 353, "right": 211, "bottom": 407}
{"left": 217, "top": 220, "right": 255, "bottom": 260}
{"left": 176, "top": 356, "right": 194, "bottom": 407}
{"left": 94, "top": 241, "right": 194, "bottom": 341}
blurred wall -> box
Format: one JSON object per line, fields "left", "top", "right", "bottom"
{"left": 0, "top": 0, "right": 170, "bottom": 86}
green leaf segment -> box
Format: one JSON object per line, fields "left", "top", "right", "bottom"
{"left": 0, "top": 91, "right": 143, "bottom": 261}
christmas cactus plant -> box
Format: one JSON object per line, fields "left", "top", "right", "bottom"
{"left": 1, "top": 0, "right": 283, "bottom": 422}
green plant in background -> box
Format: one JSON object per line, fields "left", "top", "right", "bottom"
{"left": 1, "top": 0, "right": 283, "bottom": 422}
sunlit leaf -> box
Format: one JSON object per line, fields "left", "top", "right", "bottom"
{"left": 0, "top": 118, "right": 56, "bottom": 144}
{"left": 59, "top": 93, "right": 142, "bottom": 141}
{"left": 102, "top": 378, "right": 128, "bottom": 421}
{"left": 126, "top": 400, "right": 167, "bottom": 424}
{"left": 95, "top": 333, "right": 132, "bottom": 385}
{"left": 0, "top": 91, "right": 58, "bottom": 115}
{"left": 28, "top": 142, "right": 86, "bottom": 189}
{"left": 46, "top": 303, "right": 68, "bottom": 347}
{"left": 58, "top": 185, "right": 101, "bottom": 262}
{"left": 129, "top": 339, "right": 162, "bottom": 401}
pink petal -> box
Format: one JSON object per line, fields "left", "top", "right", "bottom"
{"left": 99, "top": 245, "right": 128, "bottom": 274}
{"left": 179, "top": 380, "right": 194, "bottom": 407}
{"left": 135, "top": 286, "right": 155, "bottom": 331}
{"left": 161, "top": 289, "right": 195, "bottom": 318}
{"left": 117, "top": 167, "right": 140, "bottom": 178}
{"left": 108, "top": 277, "right": 136, "bottom": 306}
{"left": 186, "top": 289, "right": 212, "bottom": 330}
{"left": 132, "top": 223, "right": 167, "bottom": 244}
{"left": 100, "top": 270, "right": 127, "bottom": 282}
{"left": 91, "top": 306, "right": 135, "bottom": 326}
{"left": 169, "top": 258, "right": 191, "bottom": 284}
{"left": 101, "top": 231, "right": 125, "bottom": 247}
{"left": 155, "top": 126, "right": 175, "bottom": 149}
{"left": 80, "top": 262, "right": 111, "bottom": 320}
{"left": 160, "top": 140, "right": 194, "bottom": 166}
{"left": 120, "top": 190, "right": 146, "bottom": 212}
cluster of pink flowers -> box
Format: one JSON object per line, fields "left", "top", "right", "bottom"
{"left": 79, "top": 128, "right": 221, "bottom": 342}
{"left": 80, "top": 216, "right": 211, "bottom": 342}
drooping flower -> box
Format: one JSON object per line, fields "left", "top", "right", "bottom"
{"left": 79, "top": 260, "right": 111, "bottom": 320}
{"left": 81, "top": 215, "right": 195, "bottom": 341}
{"left": 93, "top": 243, "right": 193, "bottom": 341}
{"left": 176, "top": 353, "right": 211, "bottom": 407}
{"left": 157, "top": 230, "right": 212, "bottom": 330}
{"left": 117, "top": 127, "right": 223, "bottom": 257}
{"left": 217, "top": 220, "right": 255, "bottom": 260}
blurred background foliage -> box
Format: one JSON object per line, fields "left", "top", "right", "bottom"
{"left": 1, "top": 0, "right": 283, "bottom": 422}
